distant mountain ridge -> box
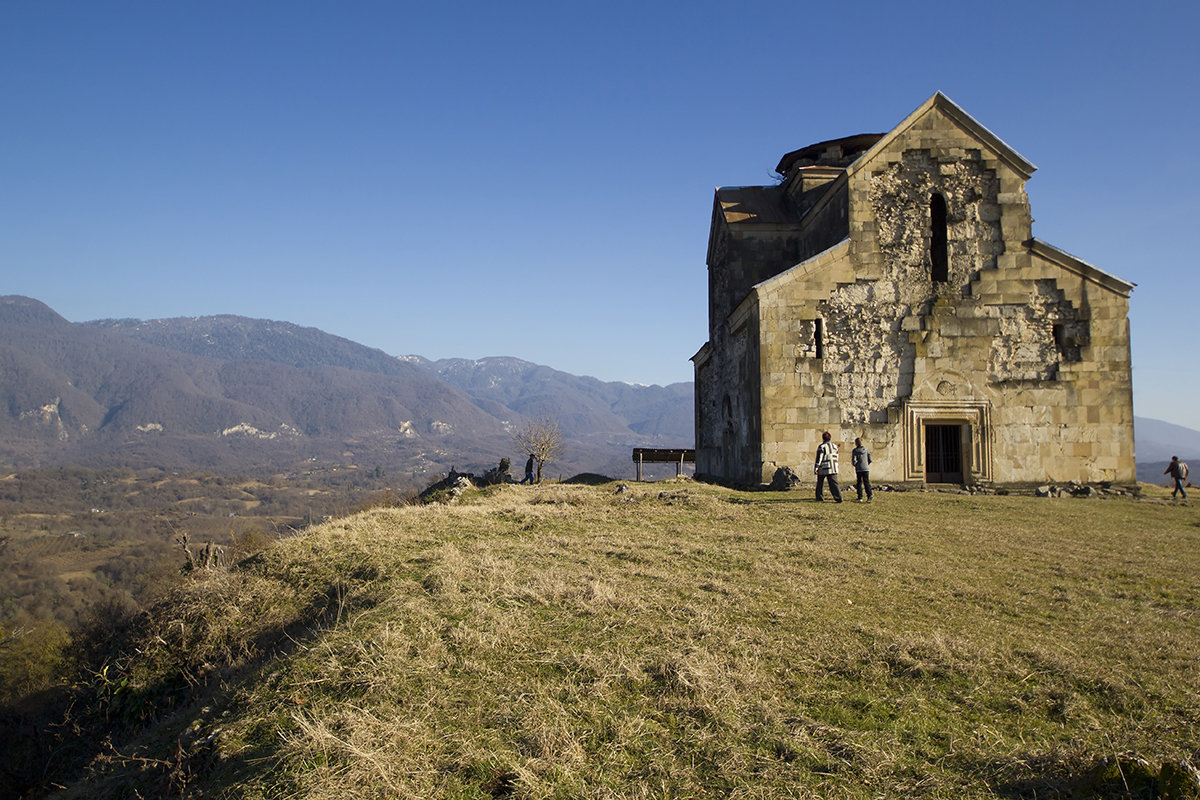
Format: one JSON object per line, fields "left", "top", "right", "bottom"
{"left": 1134, "top": 416, "right": 1200, "bottom": 463}
{"left": 404, "top": 356, "right": 693, "bottom": 443}
{"left": 0, "top": 296, "right": 694, "bottom": 478}
{"left": 88, "top": 314, "right": 418, "bottom": 377}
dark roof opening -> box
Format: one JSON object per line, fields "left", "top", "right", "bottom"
{"left": 775, "top": 133, "right": 885, "bottom": 175}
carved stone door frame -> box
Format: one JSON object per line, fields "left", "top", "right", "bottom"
{"left": 901, "top": 400, "right": 992, "bottom": 483}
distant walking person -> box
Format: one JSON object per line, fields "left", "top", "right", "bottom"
{"left": 814, "top": 432, "right": 842, "bottom": 503}
{"left": 1165, "top": 456, "right": 1189, "bottom": 500}
{"left": 851, "top": 437, "right": 873, "bottom": 502}
{"left": 520, "top": 453, "right": 536, "bottom": 485}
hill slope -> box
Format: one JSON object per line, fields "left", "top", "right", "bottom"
{"left": 23, "top": 482, "right": 1200, "bottom": 799}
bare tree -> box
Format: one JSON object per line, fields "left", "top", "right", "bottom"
{"left": 512, "top": 412, "right": 565, "bottom": 483}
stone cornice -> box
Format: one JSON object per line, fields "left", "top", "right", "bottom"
{"left": 752, "top": 238, "right": 851, "bottom": 297}
{"left": 1026, "top": 238, "right": 1135, "bottom": 297}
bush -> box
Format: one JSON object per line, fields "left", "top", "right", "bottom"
{"left": 0, "top": 618, "right": 70, "bottom": 705}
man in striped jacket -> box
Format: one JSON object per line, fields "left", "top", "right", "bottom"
{"left": 814, "top": 431, "right": 843, "bottom": 503}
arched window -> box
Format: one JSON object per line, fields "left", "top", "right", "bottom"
{"left": 930, "top": 193, "right": 948, "bottom": 283}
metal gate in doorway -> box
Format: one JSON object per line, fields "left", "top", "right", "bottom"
{"left": 925, "top": 424, "right": 964, "bottom": 484}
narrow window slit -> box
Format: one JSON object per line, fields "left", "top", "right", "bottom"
{"left": 931, "top": 193, "right": 948, "bottom": 283}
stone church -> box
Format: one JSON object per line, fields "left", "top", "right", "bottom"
{"left": 692, "top": 93, "right": 1135, "bottom": 487}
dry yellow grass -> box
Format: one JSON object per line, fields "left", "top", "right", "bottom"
{"left": 51, "top": 480, "right": 1200, "bottom": 799}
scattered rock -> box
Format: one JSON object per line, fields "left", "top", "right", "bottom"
{"left": 770, "top": 466, "right": 802, "bottom": 491}
{"left": 419, "top": 470, "right": 476, "bottom": 503}
{"left": 420, "top": 457, "right": 520, "bottom": 501}
{"left": 478, "top": 458, "right": 512, "bottom": 486}
{"left": 1031, "top": 482, "right": 1123, "bottom": 498}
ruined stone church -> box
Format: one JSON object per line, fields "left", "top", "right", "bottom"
{"left": 692, "top": 93, "right": 1135, "bottom": 487}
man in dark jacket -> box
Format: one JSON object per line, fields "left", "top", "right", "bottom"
{"left": 1165, "top": 456, "right": 1189, "bottom": 500}
{"left": 521, "top": 454, "right": 536, "bottom": 485}
{"left": 851, "top": 437, "right": 873, "bottom": 502}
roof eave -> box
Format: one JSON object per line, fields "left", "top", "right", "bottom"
{"left": 752, "top": 238, "right": 852, "bottom": 294}
{"left": 1026, "top": 238, "right": 1136, "bottom": 297}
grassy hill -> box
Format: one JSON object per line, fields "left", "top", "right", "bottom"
{"left": 16, "top": 481, "right": 1200, "bottom": 799}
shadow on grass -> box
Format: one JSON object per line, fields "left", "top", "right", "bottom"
{"left": 978, "top": 752, "right": 1166, "bottom": 800}
{"left": 561, "top": 473, "right": 615, "bottom": 485}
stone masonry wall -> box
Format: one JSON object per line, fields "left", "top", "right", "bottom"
{"left": 695, "top": 308, "right": 763, "bottom": 485}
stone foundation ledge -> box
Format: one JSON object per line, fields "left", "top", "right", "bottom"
{"left": 884, "top": 480, "right": 1141, "bottom": 498}
{"left": 697, "top": 472, "right": 1142, "bottom": 498}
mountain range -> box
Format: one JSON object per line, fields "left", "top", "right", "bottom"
{"left": 0, "top": 296, "right": 693, "bottom": 480}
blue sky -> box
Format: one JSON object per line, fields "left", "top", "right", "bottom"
{"left": 2, "top": 1, "right": 1197, "bottom": 429}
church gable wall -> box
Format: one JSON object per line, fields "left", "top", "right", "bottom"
{"left": 847, "top": 105, "right": 1029, "bottom": 292}
{"left": 748, "top": 108, "right": 1133, "bottom": 485}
